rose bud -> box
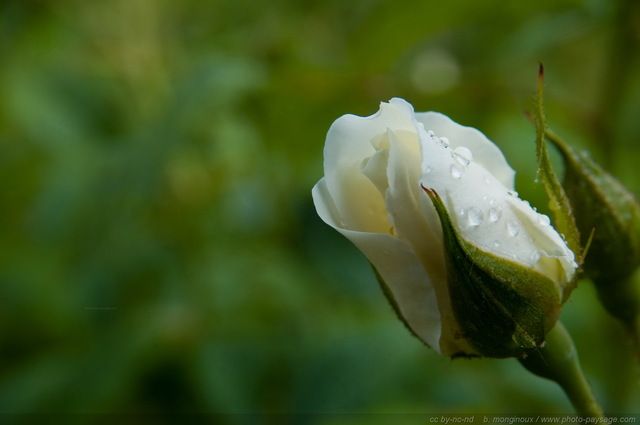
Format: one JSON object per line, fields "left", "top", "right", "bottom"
{"left": 312, "top": 98, "right": 577, "bottom": 357}
{"left": 545, "top": 132, "right": 640, "bottom": 324}
{"left": 548, "top": 134, "right": 640, "bottom": 282}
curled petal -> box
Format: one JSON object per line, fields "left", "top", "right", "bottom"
{"left": 312, "top": 179, "right": 443, "bottom": 352}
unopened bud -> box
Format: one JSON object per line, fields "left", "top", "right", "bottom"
{"left": 549, "top": 134, "right": 640, "bottom": 284}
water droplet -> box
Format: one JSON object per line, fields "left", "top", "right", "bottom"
{"left": 507, "top": 221, "right": 520, "bottom": 237}
{"left": 467, "top": 207, "right": 484, "bottom": 226}
{"left": 493, "top": 240, "right": 501, "bottom": 249}
{"left": 427, "top": 130, "right": 435, "bottom": 137}
{"left": 530, "top": 250, "right": 541, "bottom": 263}
{"left": 488, "top": 207, "right": 502, "bottom": 222}
{"left": 459, "top": 207, "right": 466, "bottom": 216}
{"left": 450, "top": 163, "right": 465, "bottom": 179}
{"left": 488, "top": 197, "right": 496, "bottom": 206}
{"left": 452, "top": 147, "right": 472, "bottom": 167}
{"left": 507, "top": 191, "right": 519, "bottom": 198}
{"left": 538, "top": 214, "right": 551, "bottom": 226}
{"left": 439, "top": 137, "right": 450, "bottom": 147}
{"left": 424, "top": 165, "right": 432, "bottom": 174}
{"left": 483, "top": 175, "right": 492, "bottom": 185}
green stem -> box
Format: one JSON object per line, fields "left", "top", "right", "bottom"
{"left": 519, "top": 322, "right": 603, "bottom": 417}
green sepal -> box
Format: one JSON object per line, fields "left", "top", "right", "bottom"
{"left": 545, "top": 130, "right": 640, "bottom": 284}
{"left": 534, "top": 65, "right": 583, "bottom": 276}
{"left": 424, "top": 187, "right": 561, "bottom": 358}
{"left": 532, "top": 65, "right": 640, "bottom": 347}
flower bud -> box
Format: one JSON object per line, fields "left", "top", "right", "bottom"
{"left": 312, "top": 98, "right": 577, "bottom": 358}
{"left": 423, "top": 187, "right": 561, "bottom": 358}
{"left": 545, "top": 134, "right": 640, "bottom": 334}
{"left": 549, "top": 134, "right": 640, "bottom": 284}
{"left": 533, "top": 66, "right": 640, "bottom": 346}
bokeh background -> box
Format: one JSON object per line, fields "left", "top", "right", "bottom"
{"left": 1, "top": 0, "right": 639, "bottom": 423}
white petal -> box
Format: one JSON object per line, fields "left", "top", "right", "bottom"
{"left": 419, "top": 134, "right": 576, "bottom": 286}
{"left": 384, "top": 129, "right": 471, "bottom": 355}
{"left": 321, "top": 99, "right": 416, "bottom": 234}
{"left": 361, "top": 146, "right": 390, "bottom": 199}
{"left": 312, "top": 179, "right": 442, "bottom": 352}
{"left": 415, "top": 112, "right": 515, "bottom": 190}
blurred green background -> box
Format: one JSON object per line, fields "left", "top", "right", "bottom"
{"left": 1, "top": 0, "right": 639, "bottom": 423}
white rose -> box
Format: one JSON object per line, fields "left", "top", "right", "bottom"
{"left": 312, "top": 98, "right": 577, "bottom": 357}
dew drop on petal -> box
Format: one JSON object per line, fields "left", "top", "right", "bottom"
{"left": 488, "top": 207, "right": 502, "bottom": 223}
{"left": 493, "top": 240, "right": 501, "bottom": 249}
{"left": 450, "top": 163, "right": 465, "bottom": 179}
{"left": 467, "top": 207, "right": 484, "bottom": 227}
{"left": 488, "top": 197, "right": 496, "bottom": 206}
{"left": 439, "top": 137, "right": 450, "bottom": 147}
{"left": 452, "top": 147, "right": 472, "bottom": 167}
{"left": 424, "top": 165, "right": 432, "bottom": 174}
{"left": 427, "top": 130, "right": 435, "bottom": 137}
{"left": 530, "top": 250, "right": 541, "bottom": 263}
{"left": 507, "top": 220, "right": 520, "bottom": 237}
{"left": 507, "top": 191, "right": 519, "bottom": 197}
{"left": 538, "top": 214, "right": 551, "bottom": 226}
{"left": 483, "top": 175, "right": 492, "bottom": 185}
